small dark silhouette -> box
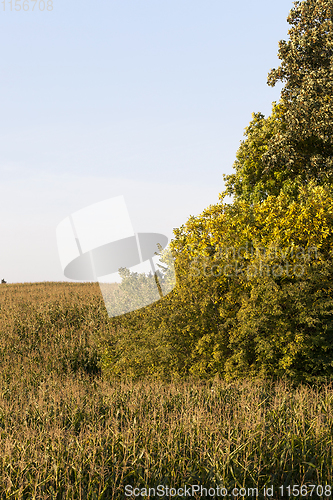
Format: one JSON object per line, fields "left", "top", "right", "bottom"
{"left": 1, "top": 279, "right": 7, "bottom": 284}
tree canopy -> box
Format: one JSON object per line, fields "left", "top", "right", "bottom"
{"left": 224, "top": 0, "right": 333, "bottom": 203}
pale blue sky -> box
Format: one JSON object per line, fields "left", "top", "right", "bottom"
{"left": 0, "top": 0, "right": 292, "bottom": 283}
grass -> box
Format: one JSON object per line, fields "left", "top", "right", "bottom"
{"left": 0, "top": 282, "right": 332, "bottom": 499}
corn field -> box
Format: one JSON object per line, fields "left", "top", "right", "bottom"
{"left": 0, "top": 282, "right": 332, "bottom": 499}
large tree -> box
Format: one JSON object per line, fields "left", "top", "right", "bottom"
{"left": 224, "top": 0, "right": 333, "bottom": 203}
{"left": 101, "top": 0, "right": 333, "bottom": 383}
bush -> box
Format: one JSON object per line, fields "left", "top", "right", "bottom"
{"left": 101, "top": 183, "right": 333, "bottom": 382}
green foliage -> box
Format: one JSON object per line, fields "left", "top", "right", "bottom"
{"left": 224, "top": 0, "right": 333, "bottom": 202}
{"left": 102, "top": 183, "right": 333, "bottom": 382}
{"left": 170, "top": 183, "right": 333, "bottom": 381}
{"left": 94, "top": 0, "right": 333, "bottom": 384}
{"left": 223, "top": 103, "right": 288, "bottom": 203}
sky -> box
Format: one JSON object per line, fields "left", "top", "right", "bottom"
{"left": 0, "top": 0, "right": 293, "bottom": 283}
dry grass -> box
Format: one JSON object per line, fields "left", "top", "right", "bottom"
{"left": 0, "top": 282, "right": 332, "bottom": 499}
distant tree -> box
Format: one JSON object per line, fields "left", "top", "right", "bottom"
{"left": 224, "top": 0, "right": 333, "bottom": 202}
